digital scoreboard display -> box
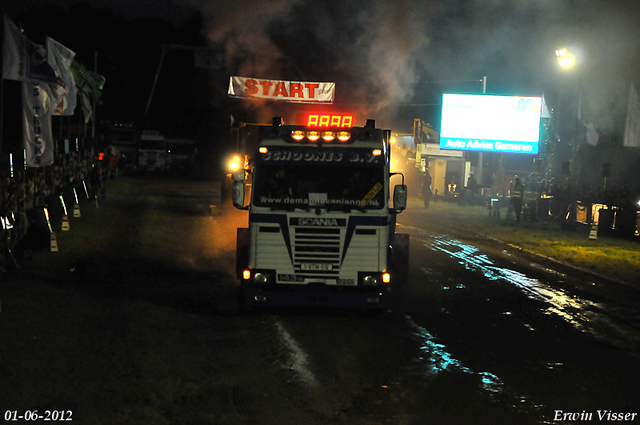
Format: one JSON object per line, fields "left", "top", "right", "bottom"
{"left": 304, "top": 113, "right": 355, "bottom": 128}
{"left": 440, "top": 94, "right": 542, "bottom": 154}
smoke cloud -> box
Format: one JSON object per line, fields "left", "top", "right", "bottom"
{"left": 196, "top": 0, "right": 640, "bottom": 132}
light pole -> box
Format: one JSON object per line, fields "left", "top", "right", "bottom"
{"left": 556, "top": 47, "right": 583, "bottom": 223}
{"left": 555, "top": 47, "right": 582, "bottom": 189}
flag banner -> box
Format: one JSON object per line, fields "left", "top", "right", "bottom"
{"left": 624, "top": 83, "right": 640, "bottom": 148}
{"left": 79, "top": 91, "right": 92, "bottom": 123}
{"left": 2, "top": 15, "right": 65, "bottom": 87}
{"left": 228, "top": 76, "right": 335, "bottom": 104}
{"left": 578, "top": 87, "right": 599, "bottom": 146}
{"left": 46, "top": 37, "right": 77, "bottom": 116}
{"left": 23, "top": 82, "right": 55, "bottom": 167}
{"left": 70, "top": 61, "right": 105, "bottom": 103}
{"left": 541, "top": 93, "right": 552, "bottom": 119}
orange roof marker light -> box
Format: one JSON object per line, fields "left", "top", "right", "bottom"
{"left": 307, "top": 131, "right": 320, "bottom": 142}
{"left": 291, "top": 130, "right": 305, "bottom": 141}
{"left": 337, "top": 131, "right": 351, "bottom": 142}
{"left": 322, "top": 131, "right": 335, "bottom": 142}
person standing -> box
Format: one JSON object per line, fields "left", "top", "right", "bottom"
{"left": 511, "top": 177, "right": 524, "bottom": 223}
{"left": 422, "top": 169, "right": 433, "bottom": 208}
{"left": 466, "top": 171, "right": 478, "bottom": 205}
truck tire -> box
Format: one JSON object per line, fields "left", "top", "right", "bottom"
{"left": 389, "top": 233, "right": 409, "bottom": 316}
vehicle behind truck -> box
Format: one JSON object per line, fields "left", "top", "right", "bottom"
{"left": 231, "top": 116, "right": 409, "bottom": 312}
{"left": 138, "top": 130, "right": 168, "bottom": 172}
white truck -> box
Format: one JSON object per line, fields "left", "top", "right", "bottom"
{"left": 231, "top": 117, "right": 409, "bottom": 312}
{"left": 138, "top": 130, "right": 168, "bottom": 172}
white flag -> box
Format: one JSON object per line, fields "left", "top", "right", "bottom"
{"left": 2, "top": 15, "right": 65, "bottom": 87}
{"left": 541, "top": 93, "right": 552, "bottom": 119}
{"left": 23, "top": 82, "right": 55, "bottom": 167}
{"left": 46, "top": 37, "right": 77, "bottom": 116}
{"left": 79, "top": 91, "right": 92, "bottom": 123}
{"left": 624, "top": 83, "right": 640, "bottom": 148}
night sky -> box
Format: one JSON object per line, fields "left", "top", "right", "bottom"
{"left": 5, "top": 0, "right": 640, "bottom": 140}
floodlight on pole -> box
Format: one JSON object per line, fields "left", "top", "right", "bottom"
{"left": 555, "top": 47, "right": 583, "bottom": 221}
{"left": 556, "top": 48, "right": 575, "bottom": 69}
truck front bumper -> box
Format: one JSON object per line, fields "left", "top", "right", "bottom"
{"left": 243, "top": 285, "right": 391, "bottom": 310}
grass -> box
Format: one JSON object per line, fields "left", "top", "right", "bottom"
{"left": 408, "top": 198, "right": 640, "bottom": 285}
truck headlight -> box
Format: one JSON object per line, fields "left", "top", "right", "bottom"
{"left": 243, "top": 270, "right": 274, "bottom": 284}
{"left": 362, "top": 275, "right": 381, "bottom": 286}
{"left": 254, "top": 272, "right": 269, "bottom": 284}
{"left": 360, "top": 272, "right": 391, "bottom": 286}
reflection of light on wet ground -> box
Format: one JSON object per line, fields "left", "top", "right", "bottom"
{"left": 428, "top": 236, "right": 595, "bottom": 329}
{"left": 426, "top": 235, "right": 640, "bottom": 350}
{"left": 275, "top": 320, "right": 319, "bottom": 389}
{"left": 403, "top": 317, "right": 548, "bottom": 418}
{"left": 405, "top": 316, "right": 505, "bottom": 394}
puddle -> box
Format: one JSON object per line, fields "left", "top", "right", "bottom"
{"left": 426, "top": 235, "right": 640, "bottom": 351}
{"left": 401, "top": 315, "right": 539, "bottom": 415}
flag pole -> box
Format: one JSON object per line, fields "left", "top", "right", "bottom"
{"left": 145, "top": 45, "right": 166, "bottom": 121}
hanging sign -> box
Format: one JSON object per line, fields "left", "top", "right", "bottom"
{"left": 228, "top": 76, "right": 335, "bottom": 104}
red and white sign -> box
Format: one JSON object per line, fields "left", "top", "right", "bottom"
{"left": 228, "top": 76, "right": 335, "bottom": 104}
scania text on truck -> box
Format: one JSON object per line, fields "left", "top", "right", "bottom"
{"left": 231, "top": 116, "right": 409, "bottom": 312}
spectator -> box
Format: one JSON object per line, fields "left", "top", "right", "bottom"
{"left": 466, "top": 172, "right": 478, "bottom": 205}
{"left": 511, "top": 177, "right": 525, "bottom": 223}
{"left": 422, "top": 169, "right": 433, "bottom": 208}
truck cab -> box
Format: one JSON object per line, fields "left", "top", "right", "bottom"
{"left": 232, "top": 117, "right": 409, "bottom": 312}
{"left": 138, "top": 130, "right": 168, "bottom": 172}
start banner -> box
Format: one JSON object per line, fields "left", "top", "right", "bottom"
{"left": 228, "top": 76, "right": 335, "bottom": 104}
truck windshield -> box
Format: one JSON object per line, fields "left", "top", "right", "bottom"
{"left": 253, "top": 164, "right": 385, "bottom": 210}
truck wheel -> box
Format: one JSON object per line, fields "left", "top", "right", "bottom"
{"left": 389, "top": 233, "right": 409, "bottom": 317}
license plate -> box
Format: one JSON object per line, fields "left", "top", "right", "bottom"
{"left": 301, "top": 263, "right": 332, "bottom": 271}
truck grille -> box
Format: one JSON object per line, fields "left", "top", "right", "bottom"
{"left": 293, "top": 227, "right": 341, "bottom": 278}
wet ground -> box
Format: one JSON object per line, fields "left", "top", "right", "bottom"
{"left": 4, "top": 175, "right": 640, "bottom": 424}
{"left": 394, "top": 209, "right": 640, "bottom": 424}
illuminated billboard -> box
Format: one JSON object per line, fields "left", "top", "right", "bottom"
{"left": 440, "top": 94, "right": 542, "bottom": 154}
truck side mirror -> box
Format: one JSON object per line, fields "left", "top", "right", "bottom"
{"left": 231, "top": 171, "right": 248, "bottom": 209}
{"left": 232, "top": 181, "right": 246, "bottom": 209}
{"left": 393, "top": 184, "right": 407, "bottom": 212}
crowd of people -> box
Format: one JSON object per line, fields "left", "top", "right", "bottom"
{"left": 419, "top": 168, "right": 638, "bottom": 236}
{"left": 0, "top": 150, "right": 114, "bottom": 270}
